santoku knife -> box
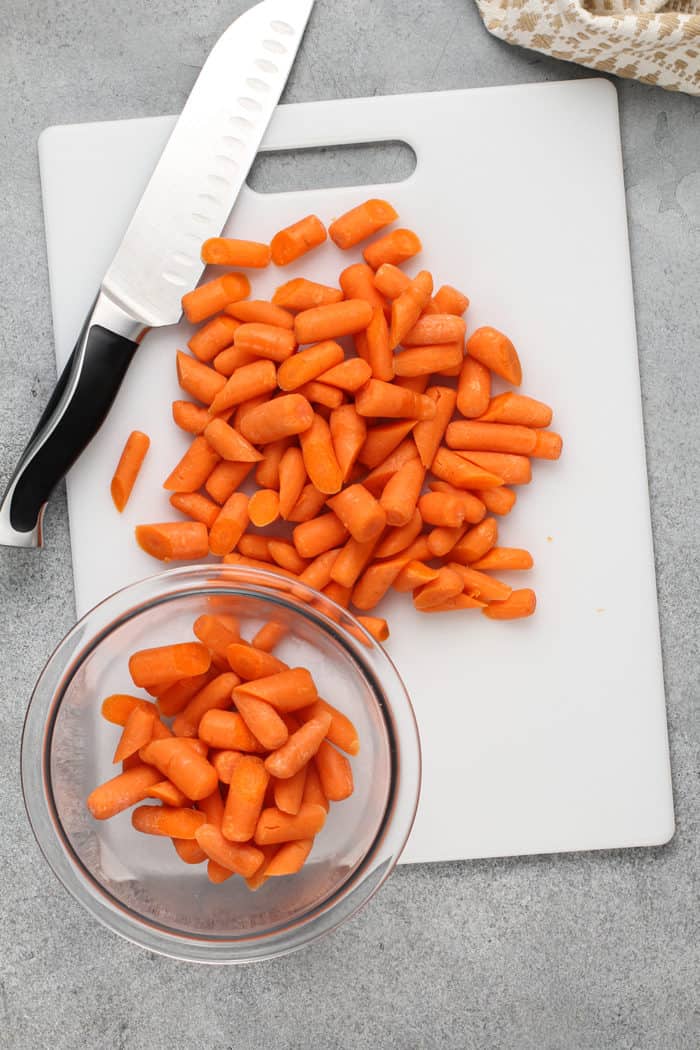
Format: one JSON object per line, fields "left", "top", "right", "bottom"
{"left": 0, "top": 0, "right": 314, "bottom": 547}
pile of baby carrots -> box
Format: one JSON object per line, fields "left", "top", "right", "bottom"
{"left": 112, "top": 198, "right": 562, "bottom": 632}
{"left": 86, "top": 612, "right": 357, "bottom": 888}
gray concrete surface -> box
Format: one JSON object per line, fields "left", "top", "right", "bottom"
{"left": 1, "top": 1, "right": 698, "bottom": 1047}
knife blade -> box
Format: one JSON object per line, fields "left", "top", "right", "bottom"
{"left": 0, "top": 0, "right": 314, "bottom": 548}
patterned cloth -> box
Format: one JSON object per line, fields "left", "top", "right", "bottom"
{"left": 475, "top": 0, "right": 700, "bottom": 94}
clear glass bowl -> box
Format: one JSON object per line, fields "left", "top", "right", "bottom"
{"left": 21, "top": 564, "right": 420, "bottom": 963}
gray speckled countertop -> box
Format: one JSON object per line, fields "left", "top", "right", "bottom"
{"left": 1, "top": 2, "right": 698, "bottom": 1047}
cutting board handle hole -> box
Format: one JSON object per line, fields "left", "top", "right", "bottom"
{"left": 247, "top": 141, "right": 417, "bottom": 194}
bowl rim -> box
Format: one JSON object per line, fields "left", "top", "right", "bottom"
{"left": 21, "top": 564, "right": 421, "bottom": 964}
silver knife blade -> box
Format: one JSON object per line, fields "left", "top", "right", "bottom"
{"left": 103, "top": 0, "right": 314, "bottom": 328}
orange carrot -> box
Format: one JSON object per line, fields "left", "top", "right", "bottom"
{"left": 317, "top": 358, "right": 372, "bottom": 392}
{"left": 201, "top": 237, "right": 270, "bottom": 268}
{"left": 248, "top": 488, "right": 281, "bottom": 527}
{"left": 531, "top": 431, "right": 563, "bottom": 460}
{"left": 470, "top": 547, "right": 534, "bottom": 571}
{"left": 380, "top": 457, "right": 425, "bottom": 526}
{"left": 314, "top": 740, "right": 354, "bottom": 801}
{"left": 198, "top": 710, "right": 265, "bottom": 752}
{"left": 394, "top": 373, "right": 430, "bottom": 394}
{"left": 364, "top": 228, "right": 422, "bottom": 270}
{"left": 278, "top": 446, "right": 308, "bottom": 519}
{"left": 352, "top": 555, "right": 406, "bottom": 610}
{"left": 87, "top": 765, "right": 163, "bottom": 820}
{"left": 329, "top": 199, "right": 398, "bottom": 249}
{"left": 213, "top": 344, "right": 258, "bottom": 377}
{"left": 270, "top": 214, "right": 327, "bottom": 266}
{"left": 365, "top": 304, "right": 394, "bottom": 381}
{"left": 197, "top": 784, "right": 225, "bottom": 829}
{"left": 394, "top": 342, "right": 462, "bottom": 377}
{"left": 293, "top": 511, "right": 347, "bottom": 559}
{"left": 233, "top": 690, "right": 288, "bottom": 751}
{"left": 362, "top": 437, "right": 419, "bottom": 496}
{"left": 268, "top": 538, "right": 309, "bottom": 575}
{"left": 112, "top": 707, "right": 155, "bottom": 764}
{"left": 204, "top": 461, "right": 253, "bottom": 504}
{"left": 163, "top": 435, "right": 220, "bottom": 492}
{"left": 285, "top": 482, "right": 327, "bottom": 523}
{"left": 373, "top": 262, "right": 411, "bottom": 299}
{"left": 273, "top": 765, "right": 308, "bottom": 815}
{"left": 297, "top": 548, "right": 342, "bottom": 590}
{"left": 475, "top": 485, "right": 517, "bottom": 515}
{"left": 148, "top": 740, "right": 219, "bottom": 801}
{"left": 446, "top": 421, "right": 537, "bottom": 455}
{"left": 157, "top": 671, "right": 216, "bottom": 717}
{"left": 237, "top": 668, "right": 317, "bottom": 713}
{"left": 266, "top": 837, "right": 315, "bottom": 876}
{"left": 254, "top": 437, "right": 291, "bottom": 489}
{"left": 254, "top": 802, "right": 327, "bottom": 845}
{"left": 330, "top": 404, "right": 366, "bottom": 483}
{"left": 356, "top": 614, "right": 390, "bottom": 642}
{"left": 226, "top": 299, "right": 294, "bottom": 329}
{"left": 296, "top": 698, "right": 359, "bottom": 756}
{"left": 202, "top": 417, "right": 262, "bottom": 463}
{"left": 101, "top": 693, "right": 159, "bottom": 726}
{"left": 402, "top": 314, "right": 466, "bottom": 347}
{"left": 373, "top": 508, "right": 422, "bottom": 558}
{"left": 222, "top": 755, "right": 270, "bottom": 842}
{"left": 169, "top": 492, "right": 220, "bottom": 529}
{"left": 265, "top": 712, "right": 331, "bottom": 779}
{"left": 356, "top": 379, "right": 436, "bottom": 422}
{"left": 393, "top": 560, "right": 440, "bottom": 593}
{"left": 173, "top": 838, "right": 207, "bottom": 864}
{"left": 466, "top": 326, "right": 522, "bottom": 385}
{"left": 172, "top": 400, "right": 212, "bottom": 435}
{"left": 413, "top": 566, "right": 465, "bottom": 610}
{"left": 139, "top": 737, "right": 207, "bottom": 768}
{"left": 426, "top": 523, "right": 467, "bottom": 558}
{"left": 226, "top": 642, "right": 287, "bottom": 681}
{"left": 299, "top": 413, "right": 344, "bottom": 495}
{"left": 329, "top": 535, "right": 378, "bottom": 589}
{"left": 147, "top": 779, "right": 189, "bottom": 806}
{"left": 483, "top": 588, "right": 536, "bottom": 620}
{"left": 209, "top": 491, "right": 249, "bottom": 557}
{"left": 450, "top": 517, "right": 498, "bottom": 564}
{"left": 339, "top": 262, "right": 387, "bottom": 311}
{"left": 233, "top": 322, "right": 296, "bottom": 363}
{"left": 132, "top": 805, "right": 206, "bottom": 839}
{"left": 272, "top": 278, "right": 343, "bottom": 311}
{"left": 327, "top": 484, "right": 386, "bottom": 543}
{"left": 129, "top": 642, "right": 210, "bottom": 687}
{"left": 252, "top": 621, "right": 287, "bottom": 652}
{"left": 418, "top": 594, "right": 486, "bottom": 613}
{"left": 413, "top": 386, "right": 457, "bottom": 468}
{"left": 210, "top": 750, "right": 243, "bottom": 784}
{"left": 193, "top": 614, "right": 240, "bottom": 669}
{"left": 478, "top": 391, "right": 552, "bottom": 427}
{"left": 182, "top": 273, "right": 250, "bottom": 323}
{"left": 223, "top": 551, "right": 296, "bottom": 578}
{"left": 389, "top": 270, "right": 433, "bottom": 348}
{"left": 278, "top": 339, "right": 344, "bottom": 391}
{"left": 457, "top": 451, "right": 532, "bottom": 485}
{"left": 433, "top": 284, "right": 470, "bottom": 315}
{"left": 296, "top": 380, "right": 344, "bottom": 409}
{"left": 294, "top": 300, "right": 372, "bottom": 344}
{"left": 173, "top": 672, "right": 238, "bottom": 738}
{"left": 322, "top": 581, "right": 352, "bottom": 608}
{"left": 417, "top": 491, "right": 465, "bottom": 528}
{"left": 111, "top": 430, "right": 150, "bottom": 512}
{"left": 208, "top": 359, "right": 278, "bottom": 416}
{"left": 234, "top": 393, "right": 269, "bottom": 432}
{"left": 302, "top": 762, "right": 329, "bottom": 812}
{"left": 238, "top": 393, "right": 314, "bottom": 444}
{"left": 432, "top": 447, "right": 503, "bottom": 489}
{"left": 447, "top": 562, "right": 513, "bottom": 601}
{"left": 188, "top": 315, "right": 240, "bottom": 363}
{"left": 176, "top": 351, "right": 226, "bottom": 405}
{"left": 358, "top": 420, "right": 416, "bottom": 468}
{"left": 195, "top": 823, "right": 264, "bottom": 877}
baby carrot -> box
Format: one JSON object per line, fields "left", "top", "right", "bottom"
{"left": 356, "top": 615, "right": 390, "bottom": 642}
{"left": 173, "top": 672, "right": 238, "bottom": 738}
{"left": 426, "top": 523, "right": 467, "bottom": 558}
{"left": 314, "top": 741, "right": 354, "bottom": 801}
{"left": 147, "top": 780, "right": 190, "bottom": 806}
{"left": 209, "top": 491, "right": 249, "bottom": 557}
{"left": 285, "top": 482, "right": 327, "bottom": 523}
{"left": 418, "top": 492, "right": 465, "bottom": 528}
{"left": 182, "top": 273, "right": 250, "bottom": 323}
{"left": 339, "top": 262, "right": 387, "bottom": 311}
{"left": 365, "top": 304, "right": 393, "bottom": 381}
{"left": 402, "top": 314, "right": 466, "bottom": 347}
{"left": 328, "top": 484, "right": 386, "bottom": 543}
{"left": 413, "top": 386, "right": 457, "bottom": 469}
{"left": 163, "top": 435, "right": 220, "bottom": 493}
{"left": 273, "top": 766, "right": 308, "bottom": 815}
{"left": 329, "top": 199, "right": 398, "bottom": 249}
{"left": 172, "top": 400, "right": 211, "bottom": 435}
{"left": 457, "top": 451, "right": 532, "bottom": 485}
{"left": 364, "top": 228, "right": 422, "bottom": 270}
{"left": 393, "top": 560, "right": 440, "bottom": 593}
{"left": 195, "top": 823, "right": 264, "bottom": 877}
{"left": 268, "top": 539, "right": 309, "bottom": 575}
{"left": 278, "top": 446, "right": 307, "bottom": 519}
{"left": 362, "top": 437, "right": 419, "bottom": 496}
{"left": 329, "top": 404, "right": 367, "bottom": 483}
{"left": 419, "top": 594, "right": 486, "bottom": 613}
{"left": 323, "top": 581, "right": 352, "bottom": 608}
{"left": 233, "top": 691, "right": 288, "bottom": 751}
{"left": 447, "top": 562, "right": 513, "bottom": 602}
{"left": 475, "top": 485, "right": 517, "bottom": 516}
{"left": 208, "top": 359, "right": 278, "bottom": 416}
{"left": 267, "top": 837, "right": 315, "bottom": 877}
{"left": 237, "top": 668, "right": 317, "bottom": 713}
{"left": 296, "top": 381, "right": 344, "bottom": 409}
{"left": 188, "top": 315, "right": 240, "bottom": 363}
{"left": 222, "top": 755, "right": 270, "bottom": 842}
{"left": 234, "top": 393, "right": 269, "bottom": 432}
{"left": 277, "top": 339, "right": 344, "bottom": 391}
{"left": 299, "top": 413, "right": 344, "bottom": 495}
{"left": 413, "top": 566, "right": 465, "bottom": 610}
{"left": 176, "top": 351, "right": 227, "bottom": 405}
{"left": 132, "top": 805, "right": 206, "bottom": 839}
{"left": 470, "top": 547, "right": 534, "bottom": 571}
{"left": 450, "top": 517, "right": 498, "bottom": 564}
{"left": 169, "top": 492, "right": 220, "bottom": 529}
{"left": 457, "top": 357, "right": 491, "bottom": 419}
{"left": 466, "top": 326, "right": 522, "bottom": 386}
{"left": 303, "top": 761, "right": 329, "bottom": 812}
{"left": 139, "top": 737, "right": 207, "bottom": 768}
{"left": 252, "top": 621, "right": 287, "bottom": 652}
{"left": 352, "top": 555, "right": 406, "bottom": 610}
{"left": 294, "top": 300, "right": 373, "bottom": 344}
{"left": 204, "top": 461, "right": 253, "bottom": 504}
{"left": 272, "top": 278, "right": 343, "bottom": 311}
{"left": 213, "top": 345, "right": 258, "bottom": 377}
{"left": 373, "top": 508, "right": 422, "bottom": 558}
{"left": 483, "top": 588, "right": 536, "bottom": 620}
{"left": 296, "top": 698, "right": 359, "bottom": 756}
{"left": 329, "top": 535, "right": 378, "bottom": 589}
{"left": 157, "top": 671, "right": 216, "bottom": 717}
{"left": 255, "top": 437, "right": 292, "bottom": 489}
{"left": 112, "top": 707, "right": 155, "bottom": 764}
{"left": 432, "top": 447, "right": 503, "bottom": 489}
{"left": 210, "top": 750, "right": 243, "bottom": 784}
{"left": 394, "top": 374, "right": 430, "bottom": 394}
{"left": 248, "top": 489, "right": 281, "bottom": 527}
{"left": 389, "top": 270, "right": 433, "bottom": 348}
{"left": 446, "top": 421, "right": 537, "bottom": 455}
{"left": 356, "top": 379, "right": 436, "bottom": 422}
{"left": 358, "top": 420, "right": 416, "bottom": 468}
{"left": 380, "top": 457, "right": 425, "bottom": 526}
{"left": 87, "top": 765, "right": 162, "bottom": 820}
{"left": 270, "top": 214, "right": 327, "bottom": 266}
{"left": 531, "top": 431, "right": 563, "bottom": 460}
{"left": 197, "top": 784, "right": 225, "bottom": 829}
{"left": 478, "top": 391, "right": 552, "bottom": 428}
{"left": 130, "top": 642, "right": 210, "bottom": 688}
{"left": 316, "top": 358, "right": 372, "bottom": 393}
{"left": 394, "top": 343, "right": 463, "bottom": 377}
{"left": 201, "top": 237, "right": 270, "bottom": 268}
{"left": 297, "top": 548, "right": 343, "bottom": 590}
{"left": 193, "top": 614, "right": 240, "bottom": 668}
{"left": 152, "top": 741, "right": 219, "bottom": 801}
{"left": 229, "top": 534, "right": 273, "bottom": 561}
{"left": 373, "top": 262, "right": 411, "bottom": 299}
{"left": 198, "top": 710, "right": 265, "bottom": 752}
{"left": 293, "top": 511, "right": 348, "bottom": 559}
{"left": 433, "top": 285, "right": 470, "bottom": 315}
{"left": 101, "top": 693, "right": 159, "bottom": 726}
{"left": 226, "top": 643, "right": 287, "bottom": 681}
{"left": 238, "top": 393, "right": 314, "bottom": 444}
{"left": 203, "top": 418, "right": 262, "bottom": 463}
{"left": 226, "top": 300, "right": 294, "bottom": 329}
{"left": 254, "top": 802, "right": 327, "bottom": 845}
{"left": 173, "top": 839, "right": 207, "bottom": 864}
{"left": 111, "top": 431, "right": 150, "bottom": 512}
{"left": 265, "top": 712, "right": 332, "bottom": 779}
{"left": 233, "top": 322, "right": 296, "bottom": 363}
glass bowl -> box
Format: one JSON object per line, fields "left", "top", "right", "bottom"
{"left": 21, "top": 564, "right": 420, "bottom": 963}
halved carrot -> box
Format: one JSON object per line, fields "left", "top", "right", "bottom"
{"left": 426, "top": 523, "right": 467, "bottom": 559}
{"left": 432, "top": 447, "right": 503, "bottom": 489}
{"left": 254, "top": 802, "right": 327, "bottom": 845}
{"left": 226, "top": 642, "right": 287, "bottom": 681}
{"left": 198, "top": 709, "right": 265, "bottom": 752}
{"left": 394, "top": 342, "right": 462, "bottom": 377}
{"left": 355, "top": 379, "right": 436, "bottom": 421}
{"left": 163, "top": 435, "right": 220, "bottom": 492}
{"left": 172, "top": 400, "right": 212, "bottom": 435}
{"left": 222, "top": 755, "right": 269, "bottom": 842}
{"left": 413, "top": 386, "right": 457, "bottom": 468}
{"left": 111, "top": 431, "right": 150, "bottom": 512}
{"left": 237, "top": 668, "right": 317, "bottom": 713}
{"left": 417, "top": 491, "right": 465, "bottom": 528}
{"left": 238, "top": 393, "right": 314, "bottom": 444}
{"left": 86, "top": 765, "right": 168, "bottom": 820}
{"left": 403, "top": 314, "right": 466, "bottom": 347}
{"left": 317, "top": 358, "right": 372, "bottom": 393}
{"left": 450, "top": 517, "right": 498, "bottom": 564}
{"left": 352, "top": 555, "right": 406, "bottom": 610}
{"left": 296, "top": 698, "right": 359, "bottom": 756}
{"left": 233, "top": 691, "right": 288, "bottom": 751}
{"left": 483, "top": 588, "right": 536, "bottom": 619}
{"left": 277, "top": 339, "right": 344, "bottom": 391}
{"left": 293, "top": 511, "right": 348, "bottom": 559}
{"left": 278, "top": 446, "right": 308, "bottom": 519}
{"left": 176, "top": 351, "right": 227, "bottom": 405}
{"left": 329, "top": 199, "right": 398, "bottom": 249}
{"left": 329, "top": 404, "right": 366, "bottom": 483}
{"left": 364, "top": 228, "right": 421, "bottom": 270}
{"left": 457, "top": 451, "right": 532, "bottom": 485}
{"left": 447, "top": 561, "right": 513, "bottom": 601}
{"left": 209, "top": 491, "right": 249, "bottom": 557}
{"left": 226, "top": 300, "right": 294, "bottom": 329}
{"left": 478, "top": 391, "right": 552, "bottom": 427}
{"left": 373, "top": 508, "right": 422, "bottom": 558}
{"left": 201, "top": 237, "right": 270, "bottom": 268}
{"left": 393, "top": 560, "right": 440, "bottom": 593}
{"left": 112, "top": 707, "right": 155, "bottom": 764}
{"left": 295, "top": 300, "right": 372, "bottom": 344}
{"left": 265, "top": 712, "right": 331, "bottom": 779}
{"left": 195, "top": 823, "right": 264, "bottom": 877}
{"left": 373, "top": 262, "right": 411, "bottom": 299}
{"left": 531, "top": 431, "right": 563, "bottom": 460}
{"left": 129, "top": 643, "right": 210, "bottom": 688}
{"left": 362, "top": 437, "right": 419, "bottom": 496}
{"left": 466, "top": 327, "right": 522, "bottom": 386}
{"left": 203, "top": 417, "right": 262, "bottom": 462}
{"left": 356, "top": 615, "right": 390, "bottom": 642}
{"left": 380, "top": 457, "right": 425, "bottom": 526}
{"left": 169, "top": 492, "right": 220, "bottom": 529}
{"left": 193, "top": 614, "right": 240, "bottom": 669}
{"left": 270, "top": 214, "right": 326, "bottom": 266}
{"left": 329, "top": 535, "right": 378, "bottom": 589}
{"left": 173, "top": 672, "right": 238, "bottom": 738}
{"left": 272, "top": 278, "right": 343, "bottom": 311}
{"left": 446, "top": 421, "right": 537, "bottom": 455}
{"left": 188, "top": 315, "right": 240, "bottom": 363}
{"left": 413, "top": 566, "right": 465, "bottom": 610}
{"left": 296, "top": 380, "right": 345, "bottom": 409}
{"left": 470, "top": 547, "right": 534, "bottom": 571}
{"left": 328, "top": 484, "right": 386, "bottom": 543}
{"left": 358, "top": 420, "right": 416, "bottom": 469}
{"left": 204, "top": 461, "right": 253, "bottom": 504}
{"left": 339, "top": 262, "right": 387, "bottom": 311}
{"left": 233, "top": 322, "right": 296, "bottom": 363}
{"left": 314, "top": 741, "right": 354, "bottom": 801}
{"left": 389, "top": 270, "right": 433, "bottom": 349}
{"left": 475, "top": 485, "right": 517, "bottom": 516}
{"left": 297, "top": 548, "right": 343, "bottom": 590}
{"left": 433, "top": 285, "right": 470, "bottom": 315}
{"left": 182, "top": 273, "right": 250, "bottom": 323}
{"left": 285, "top": 482, "right": 327, "bottom": 523}
{"left": 268, "top": 538, "right": 309, "bottom": 575}
{"left": 299, "top": 413, "right": 344, "bottom": 495}
{"left": 208, "top": 359, "right": 278, "bottom": 416}
{"left": 248, "top": 488, "right": 280, "bottom": 527}
{"left": 132, "top": 805, "right": 206, "bottom": 839}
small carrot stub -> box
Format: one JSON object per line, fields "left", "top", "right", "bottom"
{"left": 478, "top": 392, "right": 552, "bottom": 428}
{"left": 339, "top": 263, "right": 387, "bottom": 311}
{"left": 451, "top": 517, "right": 498, "bottom": 564}
{"left": 248, "top": 488, "right": 280, "bottom": 527}
{"left": 413, "top": 386, "right": 457, "bottom": 468}
{"left": 87, "top": 765, "right": 163, "bottom": 820}
{"left": 433, "top": 285, "right": 470, "bottom": 315}
{"left": 272, "top": 278, "right": 343, "bottom": 312}
{"left": 169, "top": 492, "right": 220, "bottom": 529}
{"left": 329, "top": 199, "right": 398, "bottom": 249}
{"left": 413, "top": 566, "right": 465, "bottom": 610}
{"left": 457, "top": 451, "right": 532, "bottom": 486}
{"left": 363, "top": 228, "right": 422, "bottom": 270}
{"left": 470, "top": 547, "right": 534, "bottom": 571}
{"left": 271, "top": 214, "right": 327, "bottom": 266}
{"left": 402, "top": 314, "right": 466, "bottom": 347}
{"left": 265, "top": 712, "right": 332, "bottom": 779}
{"left": 483, "top": 588, "right": 537, "bottom": 620}
{"left": 201, "top": 237, "right": 271, "bottom": 268}
{"left": 380, "top": 457, "right": 425, "bottom": 526}
{"left": 356, "top": 615, "right": 390, "bottom": 642}
{"left": 314, "top": 741, "right": 354, "bottom": 801}
{"left": 531, "top": 431, "right": 563, "bottom": 460}
{"left": 278, "top": 339, "right": 344, "bottom": 391}
{"left": 129, "top": 643, "right": 211, "bottom": 687}
{"left": 208, "top": 359, "right": 278, "bottom": 416}
{"left": 296, "top": 698, "right": 360, "bottom": 756}
{"left": 393, "top": 560, "right": 440, "bottom": 593}
{"left": 390, "top": 270, "right": 433, "bottom": 348}
{"left": 188, "top": 315, "right": 240, "bottom": 363}
{"left": 209, "top": 492, "right": 249, "bottom": 557}
{"left": 466, "top": 326, "right": 522, "bottom": 386}
{"left": 330, "top": 404, "right": 367, "bottom": 483}
{"left": 226, "top": 643, "right": 287, "bottom": 681}
{"left": 254, "top": 802, "right": 327, "bottom": 845}
{"left": 163, "top": 434, "right": 220, "bottom": 492}
{"left": 327, "top": 484, "right": 386, "bottom": 543}
{"left": 299, "top": 413, "right": 344, "bottom": 495}
{"left": 293, "top": 512, "right": 347, "bottom": 560}
{"left": 356, "top": 379, "right": 436, "bottom": 422}
{"left": 132, "top": 805, "right": 206, "bottom": 840}
{"left": 222, "top": 755, "right": 270, "bottom": 842}
{"left": 112, "top": 706, "right": 155, "bottom": 764}
{"left": 111, "top": 431, "right": 150, "bottom": 512}
{"left": 198, "top": 710, "right": 264, "bottom": 752}
{"left": 233, "top": 322, "right": 297, "bottom": 363}
{"left": 476, "top": 486, "right": 517, "bottom": 516}
{"left": 226, "top": 300, "right": 294, "bottom": 329}
{"left": 294, "top": 300, "right": 373, "bottom": 344}
{"left": 238, "top": 394, "right": 314, "bottom": 445}
{"left": 374, "top": 262, "right": 411, "bottom": 299}
{"left": 457, "top": 357, "right": 491, "bottom": 419}
{"left": 317, "top": 358, "right": 372, "bottom": 393}
{"left": 195, "top": 823, "right": 264, "bottom": 878}
{"left": 182, "top": 273, "right": 250, "bottom": 323}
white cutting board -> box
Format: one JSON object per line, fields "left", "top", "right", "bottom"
{"left": 38, "top": 82, "right": 674, "bottom": 863}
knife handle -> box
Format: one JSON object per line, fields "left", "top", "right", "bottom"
{"left": 0, "top": 293, "right": 145, "bottom": 548}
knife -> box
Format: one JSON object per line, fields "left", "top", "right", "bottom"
{"left": 0, "top": 0, "right": 314, "bottom": 548}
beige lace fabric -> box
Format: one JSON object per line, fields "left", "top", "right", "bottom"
{"left": 475, "top": 0, "right": 700, "bottom": 94}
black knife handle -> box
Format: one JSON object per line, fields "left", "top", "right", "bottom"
{"left": 0, "top": 294, "right": 144, "bottom": 547}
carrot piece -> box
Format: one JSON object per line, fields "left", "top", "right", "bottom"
{"left": 229, "top": 533, "right": 273, "bottom": 561}
{"left": 207, "top": 359, "right": 278, "bottom": 416}
{"left": 456, "top": 357, "right": 491, "bottom": 419}
{"left": 87, "top": 765, "right": 162, "bottom": 820}
{"left": 380, "top": 457, "right": 425, "bottom": 526}
{"left": 265, "top": 837, "right": 314, "bottom": 876}
{"left": 201, "top": 418, "right": 261, "bottom": 463}
{"left": 112, "top": 707, "right": 155, "bottom": 764}
{"left": 254, "top": 437, "right": 291, "bottom": 489}
{"left": 394, "top": 342, "right": 461, "bottom": 377}
{"left": 129, "top": 643, "right": 210, "bottom": 687}
{"left": 252, "top": 621, "right": 287, "bottom": 652}
{"left": 201, "top": 237, "right": 270, "bottom": 268}
{"left": 302, "top": 761, "right": 329, "bottom": 812}
{"left": 226, "top": 299, "right": 294, "bottom": 329}
{"left": 314, "top": 741, "right": 354, "bottom": 801}
{"left": 188, "top": 315, "right": 240, "bottom": 364}
{"left": 110, "top": 430, "right": 150, "bottom": 512}
{"left": 297, "top": 548, "right": 342, "bottom": 590}
{"left": 327, "top": 484, "right": 386, "bottom": 543}
{"left": 226, "top": 642, "right": 287, "bottom": 681}
{"left": 272, "top": 278, "right": 343, "bottom": 311}
{"left": 466, "top": 327, "right": 522, "bottom": 386}
{"left": 168, "top": 492, "right": 219, "bottom": 529}
{"left": 358, "top": 421, "right": 416, "bottom": 469}
{"left": 173, "top": 672, "right": 238, "bottom": 737}
{"left": 278, "top": 339, "right": 344, "bottom": 391}
{"left": 417, "top": 492, "right": 465, "bottom": 528}
{"left": 329, "top": 535, "right": 378, "bottom": 589}
{"left": 296, "top": 698, "right": 359, "bottom": 756}
{"left": 355, "top": 379, "right": 436, "bottom": 422}
{"left": 297, "top": 381, "right": 344, "bottom": 409}
{"left": 392, "top": 535, "right": 433, "bottom": 563}
{"left": 297, "top": 413, "right": 343, "bottom": 495}
{"left": 394, "top": 374, "right": 430, "bottom": 394}
{"left": 362, "top": 437, "right": 419, "bottom": 496}
{"left": 233, "top": 322, "right": 296, "bottom": 363}
{"left": 221, "top": 755, "right": 269, "bottom": 842}
{"left": 432, "top": 447, "right": 503, "bottom": 489}
{"left": 365, "top": 304, "right": 394, "bottom": 381}
{"left": 195, "top": 822, "right": 264, "bottom": 877}
{"left": 446, "top": 421, "right": 537, "bottom": 455}
{"left": 477, "top": 391, "right": 552, "bottom": 427}
{"left": 139, "top": 738, "right": 207, "bottom": 766}
{"left": 285, "top": 482, "right": 327, "bottom": 523}
{"left": 352, "top": 555, "right": 406, "bottom": 610}
{"left": 393, "top": 560, "right": 440, "bottom": 593}
{"left": 418, "top": 594, "right": 487, "bottom": 612}
{"left": 293, "top": 299, "right": 372, "bottom": 345}
{"left": 475, "top": 485, "right": 517, "bottom": 515}
{"left": 450, "top": 517, "right": 498, "bottom": 564}
{"left": 329, "top": 404, "right": 366, "bottom": 483}
{"left": 132, "top": 805, "right": 206, "bottom": 839}
{"left": 483, "top": 588, "right": 536, "bottom": 620}
{"left": 233, "top": 691, "right": 288, "bottom": 750}
{"left": 457, "top": 451, "right": 532, "bottom": 485}
{"left": 223, "top": 552, "right": 296, "bottom": 578}
{"left": 373, "top": 508, "right": 422, "bottom": 559}
{"left": 267, "top": 539, "right": 309, "bottom": 575}
{"left": 432, "top": 284, "right": 470, "bottom": 315}
{"left": 101, "top": 693, "right": 158, "bottom": 726}
{"left": 270, "top": 214, "right": 327, "bottom": 266}
{"left": 339, "top": 262, "right": 387, "bottom": 311}
{"left": 193, "top": 614, "right": 240, "bottom": 669}
{"left": 373, "top": 262, "right": 411, "bottom": 299}
{"left": 316, "top": 358, "right": 372, "bottom": 393}
{"left": 531, "top": 430, "right": 563, "bottom": 460}
{"left": 254, "top": 802, "right": 327, "bottom": 845}
{"left": 237, "top": 668, "right": 317, "bottom": 713}
{"left": 273, "top": 765, "right": 308, "bottom": 815}
{"left": 413, "top": 386, "right": 457, "bottom": 469}
{"left": 204, "top": 461, "right": 253, "bottom": 504}
{"left": 402, "top": 314, "right": 466, "bottom": 347}
{"left": 470, "top": 547, "right": 534, "bottom": 571}
{"left": 209, "top": 491, "right": 248, "bottom": 557}
{"left": 413, "top": 566, "right": 464, "bottom": 610}
{"left": 447, "top": 562, "right": 513, "bottom": 601}
{"left": 426, "top": 523, "right": 467, "bottom": 558}
{"left": 197, "top": 784, "right": 225, "bottom": 829}
{"left": 389, "top": 270, "right": 433, "bottom": 349}
{"left": 329, "top": 199, "right": 398, "bottom": 249}
{"left": 173, "top": 838, "right": 208, "bottom": 864}
{"left": 210, "top": 750, "right": 243, "bottom": 784}
{"left": 277, "top": 446, "right": 307, "bottom": 519}
{"left": 176, "top": 351, "right": 226, "bottom": 406}
{"left": 364, "top": 228, "right": 422, "bottom": 270}
{"left": 323, "top": 581, "right": 352, "bottom": 608}
{"left": 212, "top": 344, "right": 258, "bottom": 377}
{"left": 182, "top": 273, "right": 250, "bottom": 324}
{"left": 293, "top": 511, "right": 348, "bottom": 559}
{"left": 163, "top": 435, "right": 220, "bottom": 493}
{"left": 172, "top": 400, "right": 212, "bottom": 435}
{"left": 265, "top": 712, "right": 331, "bottom": 780}
{"left": 157, "top": 671, "right": 216, "bottom": 717}
{"left": 143, "top": 739, "right": 219, "bottom": 800}
{"left": 356, "top": 614, "right": 389, "bottom": 642}
{"left": 237, "top": 393, "right": 314, "bottom": 444}
{"left": 198, "top": 710, "right": 265, "bottom": 751}
{"left": 247, "top": 488, "right": 280, "bottom": 528}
